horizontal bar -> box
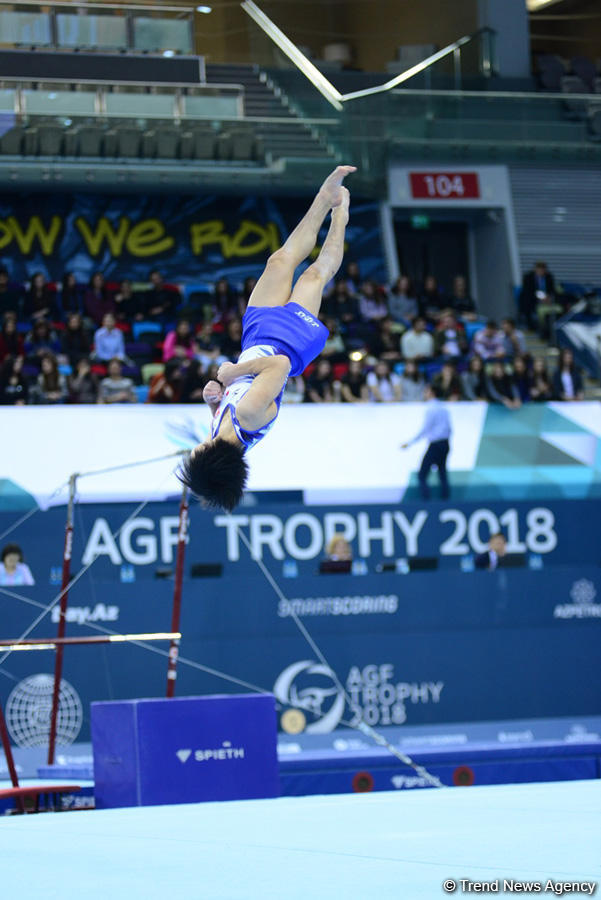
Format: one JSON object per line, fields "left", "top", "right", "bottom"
{"left": 0, "top": 632, "right": 181, "bottom": 651}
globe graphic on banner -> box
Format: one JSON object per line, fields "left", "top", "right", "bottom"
{"left": 5, "top": 674, "right": 83, "bottom": 748}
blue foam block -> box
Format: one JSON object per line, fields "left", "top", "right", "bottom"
{"left": 92, "top": 693, "right": 279, "bottom": 809}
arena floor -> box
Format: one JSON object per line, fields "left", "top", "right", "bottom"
{"left": 2, "top": 779, "right": 600, "bottom": 899}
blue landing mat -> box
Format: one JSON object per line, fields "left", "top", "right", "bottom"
{"left": 1, "top": 780, "right": 600, "bottom": 899}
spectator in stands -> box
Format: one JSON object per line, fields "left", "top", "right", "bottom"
{"left": 139, "top": 269, "right": 177, "bottom": 321}
{"left": 512, "top": 356, "right": 531, "bottom": 403}
{"left": 321, "top": 317, "right": 347, "bottom": 364}
{"left": 85, "top": 272, "right": 115, "bottom": 327}
{"left": 241, "top": 277, "right": 257, "bottom": 310}
{"left": 474, "top": 533, "right": 507, "bottom": 571}
{"left": 501, "top": 318, "right": 527, "bottom": 358}
{"left": 520, "top": 261, "right": 555, "bottom": 331}
{"left": 432, "top": 361, "right": 463, "bottom": 401}
{"left": 472, "top": 320, "right": 505, "bottom": 360}
{"left": 147, "top": 359, "right": 182, "bottom": 404}
{"left": 114, "top": 279, "right": 139, "bottom": 323}
{"left": 553, "top": 348, "right": 584, "bottom": 401}
{"left": 0, "top": 356, "right": 28, "bottom": 405}
{"left": 344, "top": 261, "right": 361, "bottom": 295}
{"left": 219, "top": 317, "right": 243, "bottom": 360}
{"left": 434, "top": 312, "right": 468, "bottom": 361}
{"left": 461, "top": 355, "right": 487, "bottom": 401}
{"left": 23, "top": 272, "right": 57, "bottom": 323}
{"left": 449, "top": 275, "right": 476, "bottom": 317}
{"left": 24, "top": 319, "right": 61, "bottom": 363}
{"left": 529, "top": 357, "right": 553, "bottom": 402}
{"left": 401, "top": 316, "right": 434, "bottom": 361}
{"left": 60, "top": 272, "right": 84, "bottom": 317}
{"left": 0, "top": 543, "right": 34, "bottom": 586}
{"left": 486, "top": 361, "right": 521, "bottom": 409}
{"left": 368, "top": 317, "right": 402, "bottom": 364}
{"left": 358, "top": 281, "right": 388, "bottom": 322}
{"left": 214, "top": 278, "right": 238, "bottom": 322}
{"left": 305, "top": 358, "right": 334, "bottom": 403}
{"left": 0, "top": 314, "right": 23, "bottom": 362}
{"left": 340, "top": 357, "right": 368, "bottom": 403}
{"left": 195, "top": 322, "right": 223, "bottom": 369}
{"left": 0, "top": 267, "right": 23, "bottom": 318}
{"left": 93, "top": 313, "right": 126, "bottom": 362}
{"left": 367, "top": 360, "right": 401, "bottom": 402}
{"left": 31, "top": 352, "right": 68, "bottom": 405}
{"left": 420, "top": 275, "right": 444, "bottom": 318}
{"left": 322, "top": 280, "right": 358, "bottom": 324}
{"left": 163, "top": 319, "right": 198, "bottom": 363}
{"left": 325, "top": 534, "right": 353, "bottom": 562}
{"left": 98, "top": 357, "right": 136, "bottom": 404}
{"left": 70, "top": 357, "right": 99, "bottom": 404}
{"left": 388, "top": 275, "right": 418, "bottom": 324}
{"left": 61, "top": 312, "right": 91, "bottom": 367}
{"left": 399, "top": 360, "right": 426, "bottom": 402}
{"left": 180, "top": 359, "right": 206, "bottom": 404}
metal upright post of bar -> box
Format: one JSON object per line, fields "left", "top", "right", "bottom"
{"left": 166, "top": 484, "right": 189, "bottom": 697}
{"left": 47, "top": 472, "right": 77, "bottom": 765}
{"left": 0, "top": 700, "right": 24, "bottom": 812}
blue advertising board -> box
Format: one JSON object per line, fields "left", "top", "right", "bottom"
{"left": 1, "top": 561, "right": 600, "bottom": 746}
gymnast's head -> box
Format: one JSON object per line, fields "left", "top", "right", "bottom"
{"left": 177, "top": 439, "right": 249, "bottom": 512}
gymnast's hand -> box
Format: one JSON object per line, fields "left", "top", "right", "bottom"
{"left": 216, "top": 362, "right": 238, "bottom": 386}
{"left": 202, "top": 380, "right": 223, "bottom": 404}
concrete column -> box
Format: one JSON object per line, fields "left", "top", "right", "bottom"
{"left": 478, "top": 0, "right": 531, "bottom": 78}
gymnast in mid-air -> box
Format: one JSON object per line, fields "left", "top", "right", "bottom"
{"left": 178, "top": 164, "right": 356, "bottom": 510}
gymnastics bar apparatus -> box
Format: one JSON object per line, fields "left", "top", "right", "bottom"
{"left": 0, "top": 451, "right": 189, "bottom": 807}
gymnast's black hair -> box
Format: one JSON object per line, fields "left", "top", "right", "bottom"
{"left": 177, "top": 439, "right": 249, "bottom": 512}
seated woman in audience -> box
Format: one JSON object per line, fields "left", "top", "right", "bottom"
{"left": 61, "top": 312, "right": 91, "bottom": 367}
{"left": 0, "top": 314, "right": 24, "bottom": 362}
{"left": 366, "top": 360, "right": 401, "bottom": 402}
{"left": 552, "top": 348, "right": 584, "bottom": 401}
{"left": 114, "top": 279, "right": 140, "bottom": 323}
{"left": 432, "top": 361, "right": 463, "bottom": 401}
{"left": 214, "top": 278, "right": 239, "bottom": 322}
{"left": 195, "top": 322, "right": 224, "bottom": 370}
{"left": 486, "top": 361, "right": 521, "bottom": 409}
{"left": 23, "top": 272, "right": 57, "bottom": 322}
{"left": 25, "top": 319, "right": 61, "bottom": 363}
{"left": 321, "top": 317, "right": 348, "bottom": 364}
{"left": 388, "top": 275, "right": 418, "bottom": 324}
{"left": 180, "top": 359, "right": 206, "bottom": 404}
{"left": 218, "top": 317, "right": 243, "bottom": 360}
{"left": 529, "top": 357, "right": 553, "bottom": 402}
{"left": 163, "top": 319, "right": 198, "bottom": 363}
{"left": 32, "top": 352, "right": 68, "bottom": 405}
{"left": 60, "top": 272, "right": 84, "bottom": 317}
{"left": 449, "top": 275, "right": 476, "bottom": 318}
{"left": 0, "top": 356, "right": 28, "bottom": 405}
{"left": 512, "top": 355, "right": 531, "bottom": 403}
{"left": 461, "top": 355, "right": 487, "bottom": 401}
{"left": 69, "top": 357, "right": 99, "bottom": 404}
{"left": 147, "top": 358, "right": 182, "bottom": 404}
{"left": 322, "top": 280, "right": 358, "bottom": 325}
{"left": 340, "top": 358, "right": 369, "bottom": 403}
{"left": 368, "top": 317, "right": 402, "bottom": 364}
{"left": 98, "top": 357, "right": 136, "bottom": 404}
{"left": 399, "top": 359, "right": 426, "bottom": 402}
{"left": 85, "top": 272, "right": 115, "bottom": 327}
{"left": 358, "top": 280, "right": 388, "bottom": 323}
{"left": 305, "top": 358, "right": 334, "bottom": 403}
{"left": 0, "top": 543, "right": 34, "bottom": 586}
{"left": 420, "top": 275, "right": 444, "bottom": 319}
{"left": 325, "top": 534, "right": 353, "bottom": 562}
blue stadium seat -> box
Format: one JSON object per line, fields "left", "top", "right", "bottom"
{"left": 135, "top": 385, "right": 149, "bottom": 403}
{"left": 132, "top": 321, "right": 163, "bottom": 342}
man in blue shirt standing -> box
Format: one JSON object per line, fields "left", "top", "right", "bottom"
{"left": 400, "top": 384, "right": 452, "bottom": 499}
